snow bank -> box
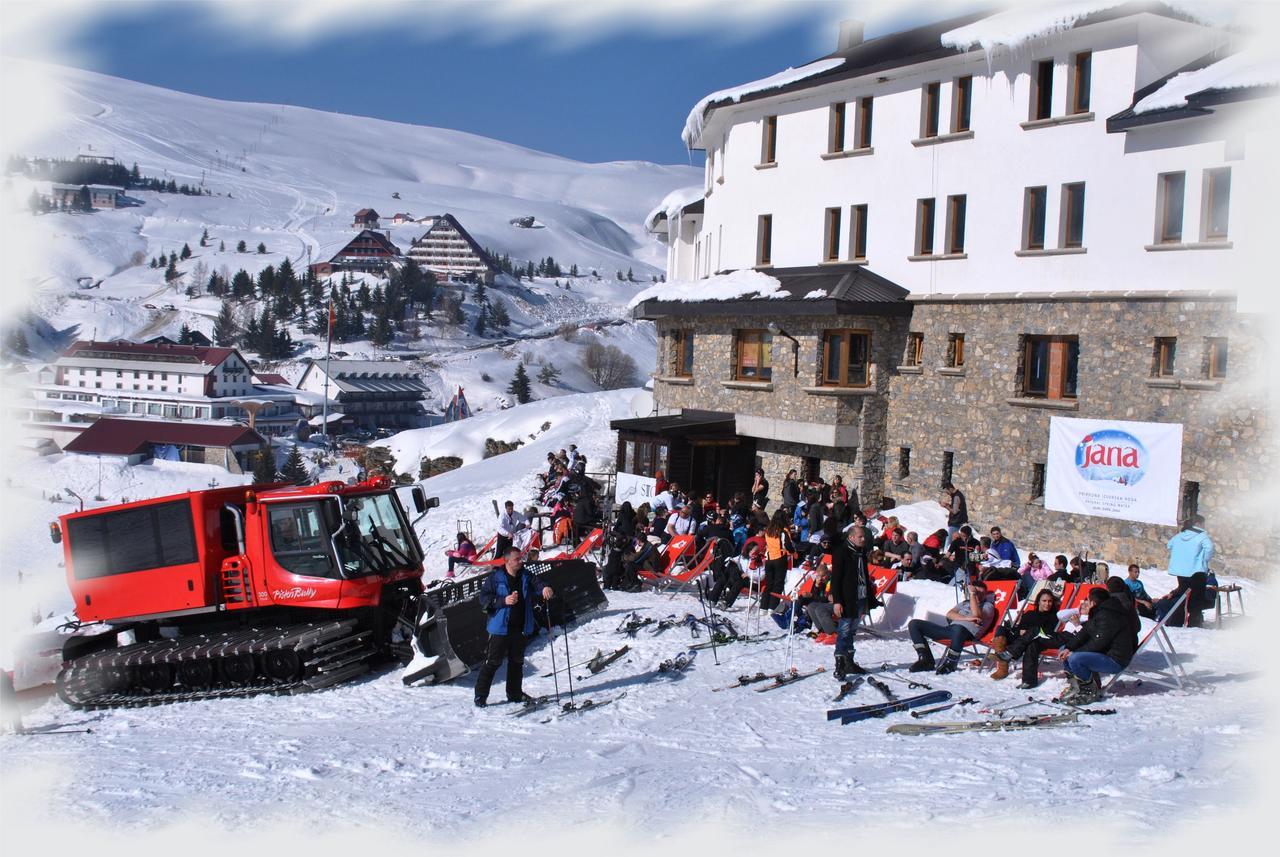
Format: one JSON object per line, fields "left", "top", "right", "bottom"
{"left": 1134, "top": 46, "right": 1280, "bottom": 113}
{"left": 682, "top": 58, "right": 845, "bottom": 148}
{"left": 643, "top": 185, "right": 704, "bottom": 233}
{"left": 627, "top": 269, "right": 786, "bottom": 308}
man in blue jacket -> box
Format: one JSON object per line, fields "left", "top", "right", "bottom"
{"left": 988, "top": 526, "right": 1020, "bottom": 569}
{"left": 474, "top": 547, "right": 555, "bottom": 707}
{"left": 1165, "top": 514, "right": 1214, "bottom": 628}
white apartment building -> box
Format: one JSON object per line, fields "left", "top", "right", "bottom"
{"left": 406, "top": 213, "right": 498, "bottom": 282}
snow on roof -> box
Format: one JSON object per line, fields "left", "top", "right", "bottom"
{"left": 942, "top": 1, "right": 1126, "bottom": 52}
{"left": 627, "top": 269, "right": 787, "bottom": 309}
{"left": 1133, "top": 46, "right": 1280, "bottom": 113}
{"left": 682, "top": 58, "right": 845, "bottom": 148}
{"left": 644, "top": 185, "right": 704, "bottom": 232}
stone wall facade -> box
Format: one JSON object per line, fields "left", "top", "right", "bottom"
{"left": 646, "top": 293, "right": 1275, "bottom": 578}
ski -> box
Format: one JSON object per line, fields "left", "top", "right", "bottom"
{"left": 651, "top": 615, "right": 681, "bottom": 635}
{"left": 910, "top": 697, "right": 977, "bottom": 718}
{"left": 712, "top": 671, "right": 775, "bottom": 692}
{"left": 545, "top": 691, "right": 629, "bottom": 721}
{"left": 14, "top": 728, "right": 94, "bottom": 735}
{"left": 507, "top": 695, "right": 557, "bottom": 717}
{"left": 828, "top": 690, "right": 952, "bottom": 723}
{"left": 658, "top": 649, "right": 697, "bottom": 673}
{"left": 755, "top": 666, "right": 826, "bottom": 692}
{"left": 573, "top": 645, "right": 631, "bottom": 680}
{"left": 876, "top": 670, "right": 933, "bottom": 691}
{"left": 867, "top": 676, "right": 897, "bottom": 702}
{"left": 690, "top": 631, "right": 783, "bottom": 651}
{"left": 886, "top": 713, "right": 1081, "bottom": 736}
{"left": 618, "top": 617, "right": 656, "bottom": 637}
{"left": 832, "top": 676, "right": 864, "bottom": 703}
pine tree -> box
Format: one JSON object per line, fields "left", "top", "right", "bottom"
{"left": 257, "top": 242, "right": 267, "bottom": 254}
{"left": 7, "top": 328, "right": 30, "bottom": 356}
{"left": 236, "top": 240, "right": 247, "bottom": 252}
{"left": 490, "top": 299, "right": 510, "bottom": 330}
{"left": 130, "top": 162, "right": 142, "bottom": 184}
{"left": 200, "top": 228, "right": 209, "bottom": 247}
{"left": 537, "top": 362, "right": 560, "bottom": 385}
{"left": 570, "top": 263, "right": 578, "bottom": 277}
{"left": 219, "top": 239, "right": 226, "bottom": 252}
{"left": 180, "top": 243, "right": 192, "bottom": 260}
{"left": 178, "top": 322, "right": 193, "bottom": 344}
{"left": 616, "top": 270, "right": 624, "bottom": 281}
{"left": 370, "top": 307, "right": 393, "bottom": 346}
{"left": 164, "top": 257, "right": 180, "bottom": 282}
{"left": 450, "top": 297, "right": 465, "bottom": 325}
{"left": 280, "top": 445, "right": 309, "bottom": 486}
{"left": 213, "top": 301, "right": 238, "bottom": 346}
{"left": 626, "top": 267, "right": 635, "bottom": 282}
{"left": 473, "top": 302, "right": 488, "bottom": 336}
{"left": 252, "top": 447, "right": 279, "bottom": 484}
{"left": 507, "top": 362, "right": 532, "bottom": 404}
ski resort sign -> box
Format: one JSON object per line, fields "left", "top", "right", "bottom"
{"left": 615, "top": 472, "right": 656, "bottom": 507}
{"left": 1045, "top": 417, "right": 1183, "bottom": 526}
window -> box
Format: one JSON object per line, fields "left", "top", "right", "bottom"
{"left": 945, "top": 194, "right": 967, "bottom": 254}
{"left": 946, "top": 333, "right": 965, "bottom": 368}
{"left": 756, "top": 214, "right": 773, "bottom": 266}
{"left": 1157, "top": 172, "right": 1186, "bottom": 243}
{"left": 898, "top": 447, "right": 911, "bottom": 480}
{"left": 823, "top": 207, "right": 842, "bottom": 262}
{"left": 1060, "top": 182, "right": 1086, "bottom": 248}
{"left": 1023, "top": 186, "right": 1048, "bottom": 250}
{"left": 761, "top": 115, "right": 777, "bottom": 164}
{"left": 1070, "top": 52, "right": 1092, "bottom": 114}
{"left": 904, "top": 332, "right": 924, "bottom": 367}
{"left": 855, "top": 96, "right": 873, "bottom": 149}
{"left": 828, "top": 103, "right": 846, "bottom": 153}
{"left": 1203, "top": 167, "right": 1231, "bottom": 241}
{"left": 952, "top": 76, "right": 973, "bottom": 132}
{"left": 1153, "top": 337, "right": 1177, "bottom": 377}
{"left": 268, "top": 503, "right": 339, "bottom": 579}
{"left": 1031, "top": 59, "right": 1054, "bottom": 120}
{"left": 849, "top": 204, "right": 868, "bottom": 261}
{"left": 915, "top": 198, "right": 936, "bottom": 256}
{"left": 821, "top": 329, "right": 871, "bottom": 387}
{"left": 66, "top": 500, "right": 198, "bottom": 580}
{"left": 1023, "top": 335, "right": 1080, "bottom": 399}
{"left": 735, "top": 330, "right": 773, "bottom": 381}
{"left": 1205, "top": 337, "right": 1228, "bottom": 379}
{"left": 941, "top": 451, "right": 954, "bottom": 488}
{"left": 671, "top": 330, "right": 694, "bottom": 377}
{"left": 921, "top": 82, "right": 941, "bottom": 138}
{"left": 1031, "top": 463, "right": 1046, "bottom": 501}
{"left": 1179, "top": 481, "right": 1200, "bottom": 524}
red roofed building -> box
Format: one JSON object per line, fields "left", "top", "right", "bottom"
{"left": 352, "top": 208, "right": 381, "bottom": 228}
{"left": 309, "top": 229, "right": 403, "bottom": 277}
{"left": 64, "top": 418, "right": 266, "bottom": 473}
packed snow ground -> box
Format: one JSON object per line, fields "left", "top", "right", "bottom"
{"left": 0, "top": 390, "right": 1270, "bottom": 838}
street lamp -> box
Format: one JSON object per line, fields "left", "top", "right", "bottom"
{"left": 65, "top": 487, "right": 84, "bottom": 513}
{"left": 767, "top": 322, "right": 800, "bottom": 378}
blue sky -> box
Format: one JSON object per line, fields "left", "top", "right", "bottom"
{"left": 17, "top": 0, "right": 959, "bottom": 165}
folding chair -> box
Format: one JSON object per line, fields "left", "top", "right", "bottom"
{"left": 934, "top": 580, "right": 1019, "bottom": 668}
{"left": 656, "top": 539, "right": 719, "bottom": 597}
{"left": 637, "top": 534, "right": 694, "bottom": 586}
{"left": 859, "top": 564, "right": 899, "bottom": 637}
{"left": 1101, "top": 590, "right": 1191, "bottom": 696}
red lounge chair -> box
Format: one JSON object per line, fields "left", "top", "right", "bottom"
{"left": 934, "top": 580, "right": 1019, "bottom": 664}
{"left": 638, "top": 534, "right": 695, "bottom": 582}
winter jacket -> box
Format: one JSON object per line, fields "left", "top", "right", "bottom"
{"left": 793, "top": 503, "right": 809, "bottom": 541}
{"left": 922, "top": 532, "right": 944, "bottom": 559}
{"left": 1019, "top": 560, "right": 1052, "bottom": 582}
{"left": 989, "top": 537, "right": 1020, "bottom": 568}
{"left": 1123, "top": 578, "right": 1152, "bottom": 602}
{"left": 807, "top": 503, "right": 824, "bottom": 539}
{"left": 1064, "top": 597, "right": 1138, "bottom": 667}
{"left": 1010, "top": 607, "right": 1060, "bottom": 640}
{"left": 447, "top": 540, "right": 477, "bottom": 562}
{"left": 479, "top": 566, "right": 546, "bottom": 637}
{"left": 829, "top": 539, "right": 873, "bottom": 615}
{"left": 1166, "top": 528, "right": 1214, "bottom": 576}
{"left": 781, "top": 479, "right": 800, "bottom": 508}
{"left": 946, "top": 490, "right": 969, "bottom": 527}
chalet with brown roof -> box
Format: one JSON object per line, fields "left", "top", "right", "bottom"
{"left": 353, "top": 208, "right": 381, "bottom": 228}
{"left": 309, "top": 229, "right": 403, "bottom": 277}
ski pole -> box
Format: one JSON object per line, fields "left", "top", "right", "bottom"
{"left": 696, "top": 580, "right": 720, "bottom": 665}
{"left": 877, "top": 667, "right": 934, "bottom": 691}
{"left": 561, "top": 608, "right": 576, "bottom": 707}
{"left": 544, "top": 607, "right": 561, "bottom": 706}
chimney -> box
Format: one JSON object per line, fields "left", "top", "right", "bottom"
{"left": 837, "top": 19, "right": 864, "bottom": 52}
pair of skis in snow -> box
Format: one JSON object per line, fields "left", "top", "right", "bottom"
{"left": 541, "top": 645, "right": 631, "bottom": 680}
{"left": 711, "top": 666, "right": 827, "bottom": 692}
{"left": 887, "top": 712, "right": 1081, "bottom": 735}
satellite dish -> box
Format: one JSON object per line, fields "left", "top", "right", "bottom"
{"left": 629, "top": 391, "right": 654, "bottom": 418}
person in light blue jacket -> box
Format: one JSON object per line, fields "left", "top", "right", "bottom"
{"left": 1164, "top": 514, "right": 1214, "bottom": 628}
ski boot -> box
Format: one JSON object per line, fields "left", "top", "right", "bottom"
{"left": 991, "top": 653, "right": 1011, "bottom": 681}
{"left": 935, "top": 649, "right": 960, "bottom": 675}
{"left": 1071, "top": 676, "right": 1103, "bottom": 705}
{"left": 834, "top": 654, "right": 849, "bottom": 681}
{"left": 908, "top": 644, "right": 935, "bottom": 673}
{"left": 1059, "top": 673, "right": 1084, "bottom": 704}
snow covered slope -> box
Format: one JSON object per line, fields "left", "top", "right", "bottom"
{"left": 6, "top": 59, "right": 697, "bottom": 345}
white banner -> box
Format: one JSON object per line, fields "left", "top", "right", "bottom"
{"left": 1045, "top": 417, "right": 1183, "bottom": 526}
{"left": 615, "top": 472, "right": 656, "bottom": 507}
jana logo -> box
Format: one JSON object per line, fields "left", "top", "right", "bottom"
{"left": 1074, "top": 429, "right": 1148, "bottom": 486}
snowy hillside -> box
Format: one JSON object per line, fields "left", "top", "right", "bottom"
{"left": 4, "top": 59, "right": 696, "bottom": 349}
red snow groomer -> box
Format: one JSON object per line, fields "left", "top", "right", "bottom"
{"left": 50, "top": 477, "right": 439, "bottom": 708}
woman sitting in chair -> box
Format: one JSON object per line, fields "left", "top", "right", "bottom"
{"left": 990, "top": 589, "right": 1064, "bottom": 688}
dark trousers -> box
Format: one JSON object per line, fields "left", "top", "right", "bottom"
{"left": 1171, "top": 573, "right": 1208, "bottom": 627}
{"left": 495, "top": 535, "right": 513, "bottom": 559}
{"left": 708, "top": 562, "right": 747, "bottom": 607}
{"left": 473, "top": 633, "right": 529, "bottom": 703}
{"left": 909, "top": 619, "right": 977, "bottom": 654}
{"left": 1005, "top": 631, "right": 1065, "bottom": 685}
{"left": 761, "top": 558, "right": 788, "bottom": 610}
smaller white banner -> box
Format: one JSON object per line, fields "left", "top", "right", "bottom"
{"left": 1045, "top": 416, "right": 1184, "bottom": 527}
{"left": 615, "top": 472, "right": 657, "bottom": 507}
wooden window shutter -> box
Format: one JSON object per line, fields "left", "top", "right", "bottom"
{"left": 730, "top": 333, "right": 739, "bottom": 380}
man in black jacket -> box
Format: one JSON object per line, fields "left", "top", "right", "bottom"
{"left": 1058, "top": 588, "right": 1138, "bottom": 704}
{"left": 829, "top": 525, "right": 873, "bottom": 680}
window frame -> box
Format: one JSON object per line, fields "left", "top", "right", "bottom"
{"left": 915, "top": 197, "right": 936, "bottom": 256}
{"left": 849, "top": 204, "right": 868, "bottom": 261}
{"left": 941, "top": 451, "right": 955, "bottom": 488}
{"left": 855, "top": 96, "right": 874, "bottom": 149}
{"left": 945, "top": 194, "right": 967, "bottom": 254}
{"left": 1060, "top": 182, "right": 1086, "bottom": 249}
{"left": 823, "top": 206, "right": 842, "bottom": 262}
{"left": 819, "top": 329, "right": 872, "bottom": 388}
{"left": 1023, "top": 186, "right": 1048, "bottom": 250}
{"left": 756, "top": 214, "right": 773, "bottom": 266}
{"left": 671, "top": 329, "right": 694, "bottom": 378}
{"left": 946, "top": 333, "right": 965, "bottom": 369}
{"left": 1157, "top": 172, "right": 1186, "bottom": 244}
{"left": 734, "top": 329, "right": 774, "bottom": 382}
{"left": 1202, "top": 167, "right": 1231, "bottom": 241}
{"left": 1070, "top": 51, "right": 1092, "bottom": 114}
{"left": 1205, "top": 337, "right": 1228, "bottom": 380}
{"left": 828, "top": 102, "right": 846, "bottom": 154}
{"left": 898, "top": 447, "right": 911, "bottom": 480}
{"left": 1031, "top": 463, "right": 1047, "bottom": 501}
{"left": 1031, "top": 59, "right": 1054, "bottom": 120}
{"left": 1153, "top": 337, "right": 1177, "bottom": 378}
{"left": 903, "top": 332, "right": 924, "bottom": 367}
{"left": 1022, "top": 334, "right": 1080, "bottom": 399}
{"left": 951, "top": 75, "right": 973, "bottom": 133}
{"left": 921, "top": 82, "right": 941, "bottom": 138}
{"left": 760, "top": 115, "right": 778, "bottom": 165}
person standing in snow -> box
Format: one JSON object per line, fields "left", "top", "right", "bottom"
{"left": 780, "top": 469, "right": 800, "bottom": 518}
{"left": 829, "top": 525, "right": 872, "bottom": 679}
{"left": 751, "top": 468, "right": 770, "bottom": 511}
{"left": 940, "top": 482, "right": 968, "bottom": 549}
{"left": 474, "top": 548, "right": 555, "bottom": 707}
{"left": 494, "top": 500, "right": 526, "bottom": 559}
{"left": 1165, "top": 514, "right": 1214, "bottom": 627}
